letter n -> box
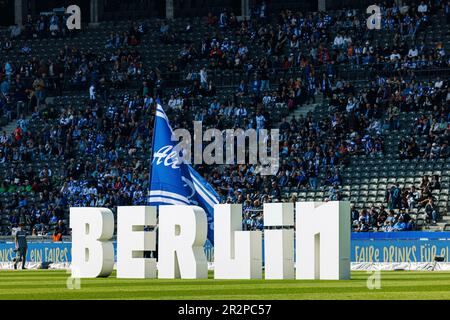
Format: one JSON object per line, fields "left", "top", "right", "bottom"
{"left": 295, "top": 201, "right": 351, "bottom": 280}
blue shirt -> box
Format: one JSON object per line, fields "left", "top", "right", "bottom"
{"left": 393, "top": 222, "right": 406, "bottom": 231}
{"left": 15, "top": 230, "right": 28, "bottom": 248}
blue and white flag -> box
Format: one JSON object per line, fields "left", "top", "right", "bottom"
{"left": 148, "top": 104, "right": 219, "bottom": 244}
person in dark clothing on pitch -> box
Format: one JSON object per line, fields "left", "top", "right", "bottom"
{"left": 14, "top": 223, "right": 28, "bottom": 270}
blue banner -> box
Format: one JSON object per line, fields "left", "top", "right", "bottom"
{"left": 352, "top": 239, "right": 450, "bottom": 263}
{"left": 0, "top": 242, "right": 72, "bottom": 263}
{"left": 351, "top": 232, "right": 450, "bottom": 263}
{"left": 1, "top": 232, "right": 449, "bottom": 263}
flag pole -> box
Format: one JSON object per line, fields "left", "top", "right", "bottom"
{"left": 147, "top": 100, "right": 159, "bottom": 259}
{"left": 147, "top": 100, "right": 158, "bottom": 204}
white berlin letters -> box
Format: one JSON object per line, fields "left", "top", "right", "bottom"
{"left": 158, "top": 205, "right": 208, "bottom": 279}
{"left": 296, "top": 202, "right": 351, "bottom": 280}
{"left": 214, "top": 204, "right": 262, "bottom": 279}
{"left": 70, "top": 207, "right": 115, "bottom": 278}
{"left": 70, "top": 202, "right": 350, "bottom": 280}
{"left": 116, "top": 206, "right": 157, "bottom": 278}
{"left": 263, "top": 203, "right": 295, "bottom": 279}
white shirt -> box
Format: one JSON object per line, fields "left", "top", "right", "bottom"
{"left": 256, "top": 115, "right": 266, "bottom": 129}
{"left": 334, "top": 36, "right": 344, "bottom": 46}
{"left": 175, "top": 98, "right": 183, "bottom": 108}
{"left": 262, "top": 95, "right": 272, "bottom": 105}
{"left": 418, "top": 4, "right": 428, "bottom": 13}
{"left": 200, "top": 70, "right": 207, "bottom": 84}
{"left": 168, "top": 98, "right": 177, "bottom": 109}
{"left": 0, "top": 134, "right": 8, "bottom": 144}
{"left": 346, "top": 99, "right": 357, "bottom": 112}
{"left": 235, "top": 107, "right": 247, "bottom": 117}
{"left": 89, "top": 85, "right": 96, "bottom": 100}
{"left": 408, "top": 48, "right": 418, "bottom": 58}
{"left": 390, "top": 53, "right": 401, "bottom": 61}
{"left": 343, "top": 36, "right": 352, "bottom": 45}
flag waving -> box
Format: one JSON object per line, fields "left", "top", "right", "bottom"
{"left": 148, "top": 103, "right": 219, "bottom": 245}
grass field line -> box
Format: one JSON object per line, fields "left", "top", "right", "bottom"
{"left": 1, "top": 283, "right": 449, "bottom": 293}
{"left": 2, "top": 289, "right": 450, "bottom": 300}
{"left": 1, "top": 278, "right": 450, "bottom": 289}
{"left": 1, "top": 271, "right": 450, "bottom": 300}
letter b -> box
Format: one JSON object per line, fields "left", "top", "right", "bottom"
{"left": 70, "top": 207, "right": 114, "bottom": 278}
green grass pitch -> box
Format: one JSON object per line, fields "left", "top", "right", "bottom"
{"left": 1, "top": 270, "right": 450, "bottom": 300}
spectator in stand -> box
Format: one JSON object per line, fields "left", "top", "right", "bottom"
{"left": 430, "top": 175, "right": 441, "bottom": 190}
{"left": 376, "top": 206, "right": 388, "bottom": 231}
{"left": 355, "top": 209, "right": 370, "bottom": 232}
{"left": 418, "top": 1, "right": 428, "bottom": 14}
{"left": 407, "top": 186, "right": 421, "bottom": 209}
{"left": 424, "top": 198, "right": 439, "bottom": 224}
{"left": 388, "top": 183, "right": 402, "bottom": 209}
{"left": 52, "top": 220, "right": 66, "bottom": 242}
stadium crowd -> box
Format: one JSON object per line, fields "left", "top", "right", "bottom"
{"left": 352, "top": 174, "right": 442, "bottom": 232}
{"left": 0, "top": 1, "right": 449, "bottom": 236}
{"left": 158, "top": 0, "right": 448, "bottom": 82}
